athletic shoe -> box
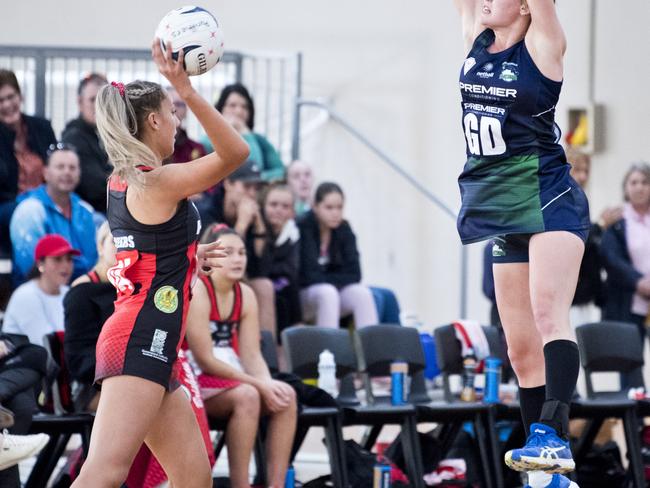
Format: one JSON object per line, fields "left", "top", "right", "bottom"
{"left": 0, "top": 430, "right": 50, "bottom": 470}
{"left": 505, "top": 423, "right": 575, "bottom": 473}
{"left": 0, "top": 405, "right": 14, "bottom": 429}
{"left": 525, "top": 471, "right": 579, "bottom": 487}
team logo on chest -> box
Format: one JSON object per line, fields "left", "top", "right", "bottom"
{"left": 154, "top": 285, "right": 179, "bottom": 313}
{"left": 477, "top": 62, "right": 494, "bottom": 79}
{"left": 463, "top": 57, "right": 477, "bottom": 75}
{"left": 499, "top": 62, "right": 519, "bottom": 82}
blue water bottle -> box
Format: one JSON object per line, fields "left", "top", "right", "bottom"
{"left": 419, "top": 333, "right": 440, "bottom": 380}
{"left": 484, "top": 357, "right": 502, "bottom": 404}
{"left": 390, "top": 361, "right": 408, "bottom": 405}
{"left": 284, "top": 465, "right": 295, "bottom": 488}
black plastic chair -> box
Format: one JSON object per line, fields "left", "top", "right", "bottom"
{"left": 422, "top": 324, "right": 502, "bottom": 488}
{"left": 574, "top": 321, "right": 646, "bottom": 488}
{"left": 281, "top": 325, "right": 349, "bottom": 488}
{"left": 25, "top": 332, "right": 94, "bottom": 488}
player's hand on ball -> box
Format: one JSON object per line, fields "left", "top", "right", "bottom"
{"left": 151, "top": 38, "right": 192, "bottom": 97}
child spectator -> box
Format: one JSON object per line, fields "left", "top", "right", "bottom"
{"left": 185, "top": 225, "right": 296, "bottom": 488}
{"left": 298, "top": 182, "right": 378, "bottom": 328}
{"left": 201, "top": 83, "right": 285, "bottom": 182}
{"left": 61, "top": 73, "right": 111, "bottom": 214}
{"left": 261, "top": 183, "right": 302, "bottom": 335}
{"left": 9, "top": 143, "right": 97, "bottom": 284}
{"left": 2, "top": 234, "right": 78, "bottom": 344}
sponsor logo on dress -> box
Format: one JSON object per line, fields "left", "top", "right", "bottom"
{"left": 154, "top": 285, "right": 179, "bottom": 313}
{"left": 477, "top": 62, "right": 494, "bottom": 78}
{"left": 499, "top": 62, "right": 519, "bottom": 82}
{"left": 142, "top": 328, "right": 169, "bottom": 362}
{"left": 113, "top": 235, "right": 135, "bottom": 248}
{"left": 463, "top": 57, "right": 477, "bottom": 75}
{"left": 492, "top": 243, "right": 506, "bottom": 257}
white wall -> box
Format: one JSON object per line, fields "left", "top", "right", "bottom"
{"left": 2, "top": 0, "right": 649, "bottom": 327}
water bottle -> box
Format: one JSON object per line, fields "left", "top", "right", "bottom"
{"left": 373, "top": 460, "right": 391, "bottom": 488}
{"left": 484, "top": 357, "right": 502, "bottom": 404}
{"left": 419, "top": 332, "right": 440, "bottom": 380}
{"left": 460, "top": 348, "right": 477, "bottom": 402}
{"left": 317, "top": 349, "right": 338, "bottom": 397}
{"left": 390, "top": 361, "right": 408, "bottom": 405}
{"left": 284, "top": 465, "right": 295, "bottom": 488}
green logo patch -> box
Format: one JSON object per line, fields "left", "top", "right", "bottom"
{"left": 154, "top": 285, "right": 178, "bottom": 314}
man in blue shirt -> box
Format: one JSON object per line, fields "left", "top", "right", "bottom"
{"left": 10, "top": 144, "right": 97, "bottom": 284}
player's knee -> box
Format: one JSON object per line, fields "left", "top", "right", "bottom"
{"left": 531, "top": 304, "right": 562, "bottom": 338}
{"left": 507, "top": 345, "right": 542, "bottom": 378}
{"left": 233, "top": 383, "right": 261, "bottom": 416}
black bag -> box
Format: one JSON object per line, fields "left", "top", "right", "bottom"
{"left": 575, "top": 441, "right": 628, "bottom": 488}
{"left": 303, "top": 440, "right": 376, "bottom": 488}
{"left": 385, "top": 430, "right": 443, "bottom": 474}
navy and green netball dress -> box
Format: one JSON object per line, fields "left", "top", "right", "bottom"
{"left": 457, "top": 29, "right": 590, "bottom": 249}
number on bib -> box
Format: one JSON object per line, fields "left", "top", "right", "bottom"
{"left": 463, "top": 114, "right": 506, "bottom": 156}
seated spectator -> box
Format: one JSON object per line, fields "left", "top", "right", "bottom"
{"left": 185, "top": 225, "right": 296, "bottom": 488}
{"left": 566, "top": 147, "right": 621, "bottom": 325}
{"left": 10, "top": 143, "right": 97, "bottom": 284}
{"left": 287, "top": 159, "right": 314, "bottom": 216}
{"left": 165, "top": 86, "right": 207, "bottom": 164}
{"left": 61, "top": 73, "right": 111, "bottom": 214}
{"left": 201, "top": 83, "right": 285, "bottom": 182}
{"left": 63, "top": 221, "right": 116, "bottom": 410}
{"left": 601, "top": 161, "right": 650, "bottom": 345}
{"left": 0, "top": 69, "right": 57, "bottom": 256}
{"left": 2, "top": 234, "right": 78, "bottom": 344}
{"left": 0, "top": 332, "right": 49, "bottom": 486}
{"left": 298, "top": 182, "right": 378, "bottom": 328}
{"left": 199, "top": 161, "right": 277, "bottom": 337}
{"left": 261, "top": 183, "right": 302, "bottom": 334}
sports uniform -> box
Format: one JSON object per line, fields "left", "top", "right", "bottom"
{"left": 95, "top": 166, "right": 201, "bottom": 390}
{"left": 186, "top": 274, "right": 244, "bottom": 399}
{"left": 457, "top": 29, "right": 590, "bottom": 261}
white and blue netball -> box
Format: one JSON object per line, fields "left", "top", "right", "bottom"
{"left": 155, "top": 6, "right": 224, "bottom": 76}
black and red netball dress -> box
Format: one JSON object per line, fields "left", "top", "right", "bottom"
{"left": 95, "top": 166, "right": 201, "bottom": 390}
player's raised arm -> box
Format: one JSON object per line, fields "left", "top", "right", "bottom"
{"left": 152, "top": 39, "right": 250, "bottom": 201}
{"left": 454, "top": 0, "right": 483, "bottom": 54}
{"left": 524, "top": 0, "right": 566, "bottom": 80}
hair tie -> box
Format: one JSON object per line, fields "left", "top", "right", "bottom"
{"left": 111, "top": 81, "right": 125, "bottom": 98}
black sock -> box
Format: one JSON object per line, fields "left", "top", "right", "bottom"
{"left": 542, "top": 340, "right": 580, "bottom": 437}
{"left": 544, "top": 340, "right": 579, "bottom": 404}
{"left": 519, "top": 385, "right": 546, "bottom": 434}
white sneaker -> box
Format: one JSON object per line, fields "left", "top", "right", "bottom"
{"left": 0, "top": 430, "right": 50, "bottom": 470}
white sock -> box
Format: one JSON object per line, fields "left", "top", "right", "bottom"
{"left": 528, "top": 471, "right": 553, "bottom": 487}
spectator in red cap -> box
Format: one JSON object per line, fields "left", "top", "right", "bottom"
{"left": 2, "top": 234, "right": 79, "bottom": 344}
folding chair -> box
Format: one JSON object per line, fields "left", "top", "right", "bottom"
{"left": 574, "top": 321, "right": 646, "bottom": 488}
{"left": 25, "top": 332, "right": 94, "bottom": 488}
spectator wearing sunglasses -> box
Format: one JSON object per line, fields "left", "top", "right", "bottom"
{"left": 0, "top": 69, "right": 57, "bottom": 256}
{"left": 61, "top": 73, "right": 111, "bottom": 214}
{"left": 9, "top": 143, "right": 97, "bottom": 285}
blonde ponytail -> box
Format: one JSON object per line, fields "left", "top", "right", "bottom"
{"left": 95, "top": 80, "right": 166, "bottom": 188}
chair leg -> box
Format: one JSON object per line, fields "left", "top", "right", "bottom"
{"left": 253, "top": 433, "right": 267, "bottom": 486}
{"left": 572, "top": 418, "right": 603, "bottom": 463}
{"left": 25, "top": 433, "right": 71, "bottom": 488}
{"left": 400, "top": 415, "right": 425, "bottom": 488}
{"left": 324, "top": 415, "right": 349, "bottom": 488}
{"left": 360, "top": 424, "right": 383, "bottom": 451}
{"left": 290, "top": 423, "right": 309, "bottom": 460}
{"left": 473, "top": 413, "right": 494, "bottom": 488}
{"left": 622, "top": 409, "right": 645, "bottom": 488}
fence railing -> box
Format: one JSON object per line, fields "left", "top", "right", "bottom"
{"left": 0, "top": 45, "right": 301, "bottom": 163}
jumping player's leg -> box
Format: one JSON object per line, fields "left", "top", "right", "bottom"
{"left": 71, "top": 375, "right": 166, "bottom": 487}
{"left": 506, "top": 231, "right": 584, "bottom": 476}
{"left": 204, "top": 385, "right": 261, "bottom": 488}
{"left": 493, "top": 261, "right": 546, "bottom": 432}
{"left": 263, "top": 387, "right": 297, "bottom": 488}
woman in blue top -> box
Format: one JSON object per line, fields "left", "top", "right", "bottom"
{"left": 453, "top": 2, "right": 588, "bottom": 487}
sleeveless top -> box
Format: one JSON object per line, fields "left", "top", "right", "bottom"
{"left": 106, "top": 166, "right": 201, "bottom": 339}
{"left": 457, "top": 29, "right": 589, "bottom": 244}
{"left": 199, "top": 274, "right": 243, "bottom": 356}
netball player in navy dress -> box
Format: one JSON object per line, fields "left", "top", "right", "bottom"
{"left": 453, "top": 2, "right": 588, "bottom": 487}
{"left": 71, "top": 40, "right": 249, "bottom": 488}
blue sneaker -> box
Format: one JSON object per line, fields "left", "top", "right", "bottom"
{"left": 525, "top": 472, "right": 579, "bottom": 488}
{"left": 505, "top": 423, "right": 575, "bottom": 473}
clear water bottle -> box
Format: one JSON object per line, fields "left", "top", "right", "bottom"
{"left": 317, "top": 349, "right": 338, "bottom": 397}
{"left": 460, "top": 348, "right": 477, "bottom": 402}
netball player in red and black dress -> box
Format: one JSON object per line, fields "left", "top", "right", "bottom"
{"left": 71, "top": 40, "right": 249, "bottom": 488}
